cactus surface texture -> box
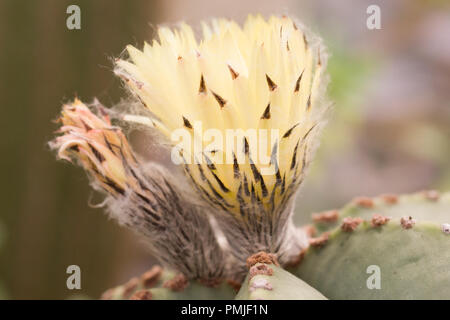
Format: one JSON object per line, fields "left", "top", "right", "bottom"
{"left": 102, "top": 266, "right": 236, "bottom": 300}
{"left": 312, "top": 191, "right": 449, "bottom": 234}
{"left": 236, "top": 262, "right": 326, "bottom": 300}
{"left": 102, "top": 191, "right": 449, "bottom": 300}
{"left": 293, "top": 191, "right": 450, "bottom": 299}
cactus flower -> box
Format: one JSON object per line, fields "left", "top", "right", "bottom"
{"left": 50, "top": 15, "right": 328, "bottom": 281}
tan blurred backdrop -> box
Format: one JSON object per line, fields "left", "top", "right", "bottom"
{"left": 0, "top": 0, "right": 449, "bottom": 299}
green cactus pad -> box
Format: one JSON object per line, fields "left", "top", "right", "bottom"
{"left": 102, "top": 266, "right": 236, "bottom": 300}
{"left": 236, "top": 263, "right": 327, "bottom": 300}
{"left": 312, "top": 191, "right": 450, "bottom": 233}
{"left": 293, "top": 220, "right": 450, "bottom": 299}
{"left": 102, "top": 266, "right": 173, "bottom": 299}
{"left": 149, "top": 282, "right": 236, "bottom": 300}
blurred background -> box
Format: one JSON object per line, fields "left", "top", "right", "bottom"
{"left": 0, "top": 0, "right": 449, "bottom": 299}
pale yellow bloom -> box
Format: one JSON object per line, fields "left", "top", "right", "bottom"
{"left": 116, "top": 15, "right": 327, "bottom": 221}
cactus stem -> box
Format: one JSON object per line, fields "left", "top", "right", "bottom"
{"left": 312, "top": 210, "right": 339, "bottom": 223}
{"left": 341, "top": 217, "right": 363, "bottom": 232}
{"left": 353, "top": 197, "right": 374, "bottom": 208}
{"left": 371, "top": 214, "right": 391, "bottom": 227}
{"left": 226, "top": 279, "right": 242, "bottom": 292}
{"left": 129, "top": 290, "right": 152, "bottom": 300}
{"left": 197, "top": 278, "right": 224, "bottom": 288}
{"left": 442, "top": 223, "right": 450, "bottom": 235}
{"left": 100, "top": 288, "right": 115, "bottom": 300}
{"left": 246, "top": 252, "right": 279, "bottom": 269}
{"left": 380, "top": 194, "right": 398, "bottom": 204}
{"left": 293, "top": 221, "right": 450, "bottom": 299}
{"left": 302, "top": 224, "right": 317, "bottom": 237}
{"left": 141, "top": 265, "right": 163, "bottom": 288}
{"left": 162, "top": 274, "right": 189, "bottom": 292}
{"left": 122, "top": 277, "right": 140, "bottom": 298}
{"left": 286, "top": 248, "right": 307, "bottom": 268}
{"left": 423, "top": 190, "right": 440, "bottom": 202}
{"left": 249, "top": 278, "right": 273, "bottom": 292}
{"left": 400, "top": 216, "right": 416, "bottom": 229}
{"left": 249, "top": 264, "right": 274, "bottom": 280}
{"left": 309, "top": 232, "right": 330, "bottom": 247}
